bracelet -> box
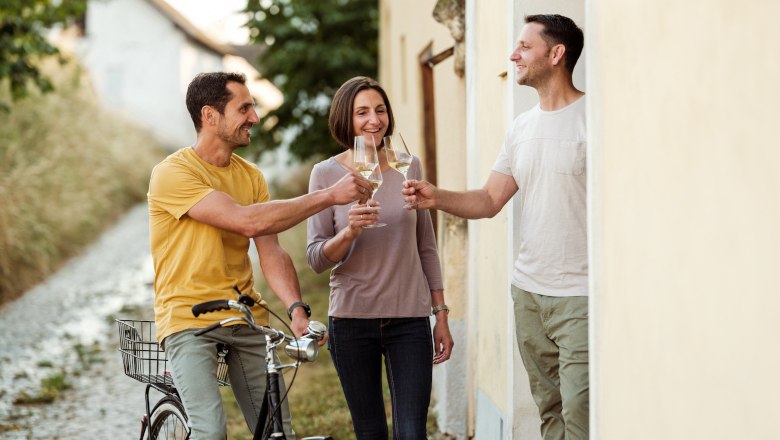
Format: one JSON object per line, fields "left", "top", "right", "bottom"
{"left": 431, "top": 304, "right": 449, "bottom": 315}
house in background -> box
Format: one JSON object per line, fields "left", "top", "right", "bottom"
{"left": 62, "top": 0, "right": 280, "bottom": 150}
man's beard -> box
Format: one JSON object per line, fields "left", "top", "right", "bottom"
{"left": 218, "top": 124, "right": 251, "bottom": 147}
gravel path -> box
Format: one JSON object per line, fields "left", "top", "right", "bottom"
{"left": 0, "top": 204, "right": 163, "bottom": 439}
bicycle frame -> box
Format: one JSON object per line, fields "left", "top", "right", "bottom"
{"left": 119, "top": 292, "right": 329, "bottom": 440}
{"left": 191, "top": 294, "right": 326, "bottom": 440}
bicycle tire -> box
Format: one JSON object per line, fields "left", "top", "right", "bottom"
{"left": 149, "top": 396, "right": 189, "bottom": 440}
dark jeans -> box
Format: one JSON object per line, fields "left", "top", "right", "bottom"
{"left": 328, "top": 316, "right": 433, "bottom": 440}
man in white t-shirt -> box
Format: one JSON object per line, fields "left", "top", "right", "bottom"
{"left": 403, "top": 14, "right": 588, "bottom": 440}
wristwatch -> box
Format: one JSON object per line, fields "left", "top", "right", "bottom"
{"left": 287, "top": 301, "right": 311, "bottom": 319}
{"left": 431, "top": 304, "right": 450, "bottom": 315}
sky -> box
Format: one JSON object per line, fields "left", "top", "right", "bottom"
{"left": 165, "top": 0, "right": 250, "bottom": 45}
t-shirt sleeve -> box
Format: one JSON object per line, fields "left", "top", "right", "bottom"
{"left": 255, "top": 167, "right": 270, "bottom": 204}
{"left": 492, "top": 125, "right": 515, "bottom": 176}
{"left": 148, "top": 160, "right": 214, "bottom": 220}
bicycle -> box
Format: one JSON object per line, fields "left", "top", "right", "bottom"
{"left": 117, "top": 289, "right": 333, "bottom": 440}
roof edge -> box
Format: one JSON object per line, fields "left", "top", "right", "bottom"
{"left": 145, "top": 0, "right": 233, "bottom": 56}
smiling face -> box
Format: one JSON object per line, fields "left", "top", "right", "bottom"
{"left": 351, "top": 89, "right": 389, "bottom": 149}
{"left": 215, "top": 81, "right": 259, "bottom": 148}
{"left": 509, "top": 22, "right": 554, "bottom": 88}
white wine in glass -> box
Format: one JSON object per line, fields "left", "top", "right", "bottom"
{"left": 354, "top": 135, "right": 379, "bottom": 178}
{"left": 384, "top": 132, "right": 418, "bottom": 207}
{"left": 384, "top": 132, "right": 413, "bottom": 179}
{"left": 363, "top": 164, "right": 386, "bottom": 228}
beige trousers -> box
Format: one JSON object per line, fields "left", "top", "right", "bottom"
{"left": 512, "top": 286, "right": 589, "bottom": 440}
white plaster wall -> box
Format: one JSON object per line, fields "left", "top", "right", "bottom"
{"left": 474, "top": 390, "right": 509, "bottom": 439}
{"left": 431, "top": 318, "right": 468, "bottom": 438}
{"left": 378, "top": 1, "right": 469, "bottom": 436}
{"left": 589, "top": 1, "right": 780, "bottom": 438}
{"left": 80, "top": 0, "right": 223, "bottom": 148}
{"left": 465, "top": 0, "right": 515, "bottom": 436}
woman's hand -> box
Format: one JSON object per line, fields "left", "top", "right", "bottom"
{"left": 345, "top": 201, "right": 381, "bottom": 238}
{"left": 433, "top": 316, "right": 454, "bottom": 364}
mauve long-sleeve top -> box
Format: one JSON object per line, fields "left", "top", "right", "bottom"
{"left": 306, "top": 156, "right": 443, "bottom": 318}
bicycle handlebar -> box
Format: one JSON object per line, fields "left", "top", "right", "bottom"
{"left": 192, "top": 299, "right": 231, "bottom": 317}
{"left": 192, "top": 293, "right": 257, "bottom": 318}
{"left": 190, "top": 296, "right": 326, "bottom": 363}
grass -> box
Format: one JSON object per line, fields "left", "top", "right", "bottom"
{"left": 0, "top": 56, "right": 164, "bottom": 304}
{"left": 221, "top": 219, "right": 441, "bottom": 439}
{"left": 13, "top": 372, "right": 72, "bottom": 405}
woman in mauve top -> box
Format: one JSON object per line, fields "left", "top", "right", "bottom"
{"left": 307, "top": 76, "right": 453, "bottom": 439}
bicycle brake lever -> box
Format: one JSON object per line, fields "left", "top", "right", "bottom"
{"left": 237, "top": 294, "right": 255, "bottom": 307}
{"left": 232, "top": 285, "right": 256, "bottom": 307}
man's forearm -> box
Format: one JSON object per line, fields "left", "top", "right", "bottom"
{"left": 255, "top": 239, "right": 310, "bottom": 337}
{"left": 435, "top": 188, "right": 499, "bottom": 219}
{"left": 256, "top": 242, "right": 302, "bottom": 307}
{"left": 246, "top": 188, "right": 336, "bottom": 236}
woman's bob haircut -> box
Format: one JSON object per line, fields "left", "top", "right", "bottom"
{"left": 328, "top": 76, "right": 395, "bottom": 149}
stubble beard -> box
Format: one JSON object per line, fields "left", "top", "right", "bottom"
{"left": 218, "top": 124, "right": 251, "bottom": 148}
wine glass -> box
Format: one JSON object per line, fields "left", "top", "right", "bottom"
{"left": 383, "top": 132, "right": 417, "bottom": 207}
{"left": 353, "top": 135, "right": 378, "bottom": 178}
{"left": 363, "top": 164, "right": 386, "bottom": 228}
{"left": 384, "top": 132, "right": 413, "bottom": 179}
{"left": 353, "top": 135, "right": 386, "bottom": 228}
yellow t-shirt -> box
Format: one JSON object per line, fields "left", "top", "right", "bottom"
{"left": 147, "top": 147, "right": 270, "bottom": 342}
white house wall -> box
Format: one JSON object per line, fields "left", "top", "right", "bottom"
{"left": 465, "top": 0, "right": 519, "bottom": 437}
{"left": 589, "top": 0, "right": 780, "bottom": 438}
{"left": 80, "top": 0, "right": 224, "bottom": 148}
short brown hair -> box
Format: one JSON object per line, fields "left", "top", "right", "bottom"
{"left": 186, "top": 72, "right": 247, "bottom": 131}
{"left": 328, "top": 76, "right": 395, "bottom": 149}
{"left": 525, "top": 14, "right": 584, "bottom": 74}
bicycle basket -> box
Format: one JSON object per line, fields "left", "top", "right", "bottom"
{"left": 117, "top": 320, "right": 230, "bottom": 388}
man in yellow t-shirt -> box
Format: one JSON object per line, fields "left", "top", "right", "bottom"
{"left": 147, "top": 72, "right": 371, "bottom": 440}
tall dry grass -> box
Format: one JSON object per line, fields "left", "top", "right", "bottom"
{"left": 0, "top": 57, "right": 164, "bottom": 303}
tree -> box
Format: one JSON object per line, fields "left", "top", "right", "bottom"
{"left": 244, "top": 0, "right": 378, "bottom": 161}
{"left": 0, "top": 0, "right": 87, "bottom": 109}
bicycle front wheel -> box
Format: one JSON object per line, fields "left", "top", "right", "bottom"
{"left": 149, "top": 396, "right": 189, "bottom": 440}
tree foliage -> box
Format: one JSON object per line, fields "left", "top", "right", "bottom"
{"left": 244, "top": 0, "right": 378, "bottom": 161}
{"left": 0, "top": 0, "right": 87, "bottom": 109}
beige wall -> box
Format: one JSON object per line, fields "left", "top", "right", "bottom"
{"left": 590, "top": 1, "right": 780, "bottom": 438}
{"left": 468, "top": 0, "right": 513, "bottom": 416}
{"left": 379, "top": 1, "right": 470, "bottom": 436}
{"left": 378, "top": 0, "right": 465, "bottom": 169}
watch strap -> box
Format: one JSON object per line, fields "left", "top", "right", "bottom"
{"left": 287, "top": 301, "right": 311, "bottom": 319}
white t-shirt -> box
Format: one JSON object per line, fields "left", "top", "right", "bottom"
{"left": 492, "top": 96, "right": 588, "bottom": 297}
